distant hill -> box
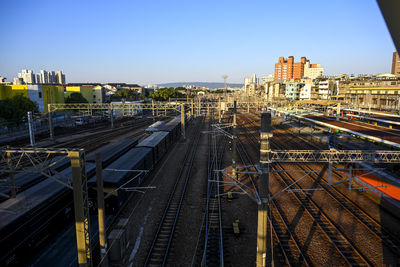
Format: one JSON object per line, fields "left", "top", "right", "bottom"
{"left": 157, "top": 82, "right": 243, "bottom": 89}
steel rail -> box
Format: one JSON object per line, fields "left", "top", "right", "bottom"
{"left": 273, "top": 159, "right": 372, "bottom": 266}
{"left": 202, "top": 113, "right": 227, "bottom": 267}
{"left": 237, "top": 115, "right": 310, "bottom": 266}
{"left": 144, "top": 117, "right": 203, "bottom": 266}
{"left": 271, "top": 122, "right": 400, "bottom": 259}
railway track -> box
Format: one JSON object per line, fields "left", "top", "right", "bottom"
{"left": 242, "top": 113, "right": 400, "bottom": 265}
{"left": 144, "top": 117, "right": 204, "bottom": 266}
{"left": 201, "top": 114, "right": 227, "bottom": 267}
{"left": 270, "top": 125, "right": 400, "bottom": 261}
{"left": 236, "top": 115, "right": 310, "bottom": 266}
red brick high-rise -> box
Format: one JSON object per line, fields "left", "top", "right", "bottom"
{"left": 274, "top": 56, "right": 309, "bottom": 81}
{"left": 392, "top": 52, "right": 400, "bottom": 77}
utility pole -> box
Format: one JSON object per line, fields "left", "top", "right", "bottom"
{"left": 27, "top": 111, "right": 35, "bottom": 147}
{"left": 181, "top": 103, "right": 185, "bottom": 140}
{"left": 232, "top": 101, "right": 237, "bottom": 179}
{"left": 96, "top": 154, "right": 108, "bottom": 267}
{"left": 257, "top": 111, "right": 272, "bottom": 267}
{"left": 218, "top": 98, "right": 222, "bottom": 123}
{"left": 7, "top": 151, "right": 16, "bottom": 198}
{"left": 152, "top": 100, "right": 155, "bottom": 122}
{"left": 48, "top": 104, "right": 54, "bottom": 141}
{"left": 110, "top": 103, "right": 114, "bottom": 129}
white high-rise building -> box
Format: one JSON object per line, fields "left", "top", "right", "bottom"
{"left": 17, "top": 69, "right": 35, "bottom": 84}
{"left": 39, "top": 70, "right": 48, "bottom": 84}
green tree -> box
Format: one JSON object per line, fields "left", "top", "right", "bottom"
{"left": 0, "top": 94, "right": 39, "bottom": 125}
{"left": 149, "top": 87, "right": 184, "bottom": 101}
{"left": 111, "top": 89, "right": 145, "bottom": 100}
{"left": 65, "top": 92, "right": 88, "bottom": 103}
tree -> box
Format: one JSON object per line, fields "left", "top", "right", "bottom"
{"left": 149, "top": 87, "right": 184, "bottom": 101}
{"left": 65, "top": 92, "right": 88, "bottom": 103}
{"left": 0, "top": 94, "right": 39, "bottom": 125}
{"left": 111, "top": 89, "right": 145, "bottom": 101}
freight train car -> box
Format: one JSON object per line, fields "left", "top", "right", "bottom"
{"left": 0, "top": 156, "right": 71, "bottom": 202}
{"left": 136, "top": 131, "right": 169, "bottom": 164}
{"left": 0, "top": 163, "right": 96, "bottom": 266}
{"left": 88, "top": 147, "right": 153, "bottom": 212}
{"left": 86, "top": 138, "right": 138, "bottom": 167}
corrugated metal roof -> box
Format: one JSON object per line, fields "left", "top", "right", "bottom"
{"left": 137, "top": 131, "right": 169, "bottom": 147}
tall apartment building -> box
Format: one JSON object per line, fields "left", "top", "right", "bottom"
{"left": 392, "top": 52, "right": 400, "bottom": 77}
{"left": 274, "top": 56, "right": 309, "bottom": 81}
{"left": 17, "top": 69, "right": 35, "bottom": 84}
{"left": 56, "top": 71, "right": 66, "bottom": 84}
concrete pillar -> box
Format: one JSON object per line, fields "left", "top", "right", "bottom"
{"left": 257, "top": 112, "right": 272, "bottom": 267}
{"left": 96, "top": 154, "right": 108, "bottom": 267}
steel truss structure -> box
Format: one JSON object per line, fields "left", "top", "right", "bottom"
{"left": 0, "top": 148, "right": 92, "bottom": 266}
{"left": 263, "top": 149, "right": 400, "bottom": 164}
{"left": 48, "top": 100, "right": 265, "bottom": 113}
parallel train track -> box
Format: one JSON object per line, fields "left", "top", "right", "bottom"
{"left": 240, "top": 113, "right": 400, "bottom": 265}
{"left": 144, "top": 117, "right": 204, "bottom": 266}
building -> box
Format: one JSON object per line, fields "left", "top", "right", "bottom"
{"left": 244, "top": 74, "right": 258, "bottom": 95}
{"left": 274, "top": 56, "right": 309, "bottom": 81}
{"left": 17, "top": 69, "right": 35, "bottom": 84}
{"left": 56, "top": 71, "right": 66, "bottom": 84}
{"left": 267, "top": 82, "right": 286, "bottom": 101}
{"left": 93, "top": 85, "right": 105, "bottom": 103}
{"left": 65, "top": 86, "right": 94, "bottom": 103}
{"left": 392, "top": 52, "right": 400, "bottom": 77}
{"left": 344, "top": 77, "right": 400, "bottom": 110}
{"left": 13, "top": 77, "right": 24, "bottom": 85}
{"left": 285, "top": 81, "right": 299, "bottom": 100}
{"left": 303, "top": 62, "right": 324, "bottom": 79}
{"left": 299, "top": 84, "right": 315, "bottom": 100}
{"left": 274, "top": 56, "right": 324, "bottom": 81}
{"left": 0, "top": 84, "right": 65, "bottom": 112}
{"left": 0, "top": 76, "right": 6, "bottom": 84}
{"left": 317, "top": 80, "right": 337, "bottom": 99}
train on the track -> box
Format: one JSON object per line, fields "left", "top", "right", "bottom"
{"left": 0, "top": 115, "right": 188, "bottom": 266}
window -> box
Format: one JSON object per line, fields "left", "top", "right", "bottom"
{"left": 38, "top": 92, "right": 42, "bottom": 98}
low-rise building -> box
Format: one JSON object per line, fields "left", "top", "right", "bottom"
{"left": 285, "top": 81, "right": 298, "bottom": 100}
{"left": 344, "top": 77, "right": 400, "bottom": 110}
{"left": 64, "top": 86, "right": 94, "bottom": 103}
{"left": 0, "top": 84, "right": 65, "bottom": 112}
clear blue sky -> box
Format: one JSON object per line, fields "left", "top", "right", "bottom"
{"left": 0, "top": 0, "right": 396, "bottom": 84}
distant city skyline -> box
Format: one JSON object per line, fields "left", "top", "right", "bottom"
{"left": 0, "top": 0, "right": 396, "bottom": 84}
